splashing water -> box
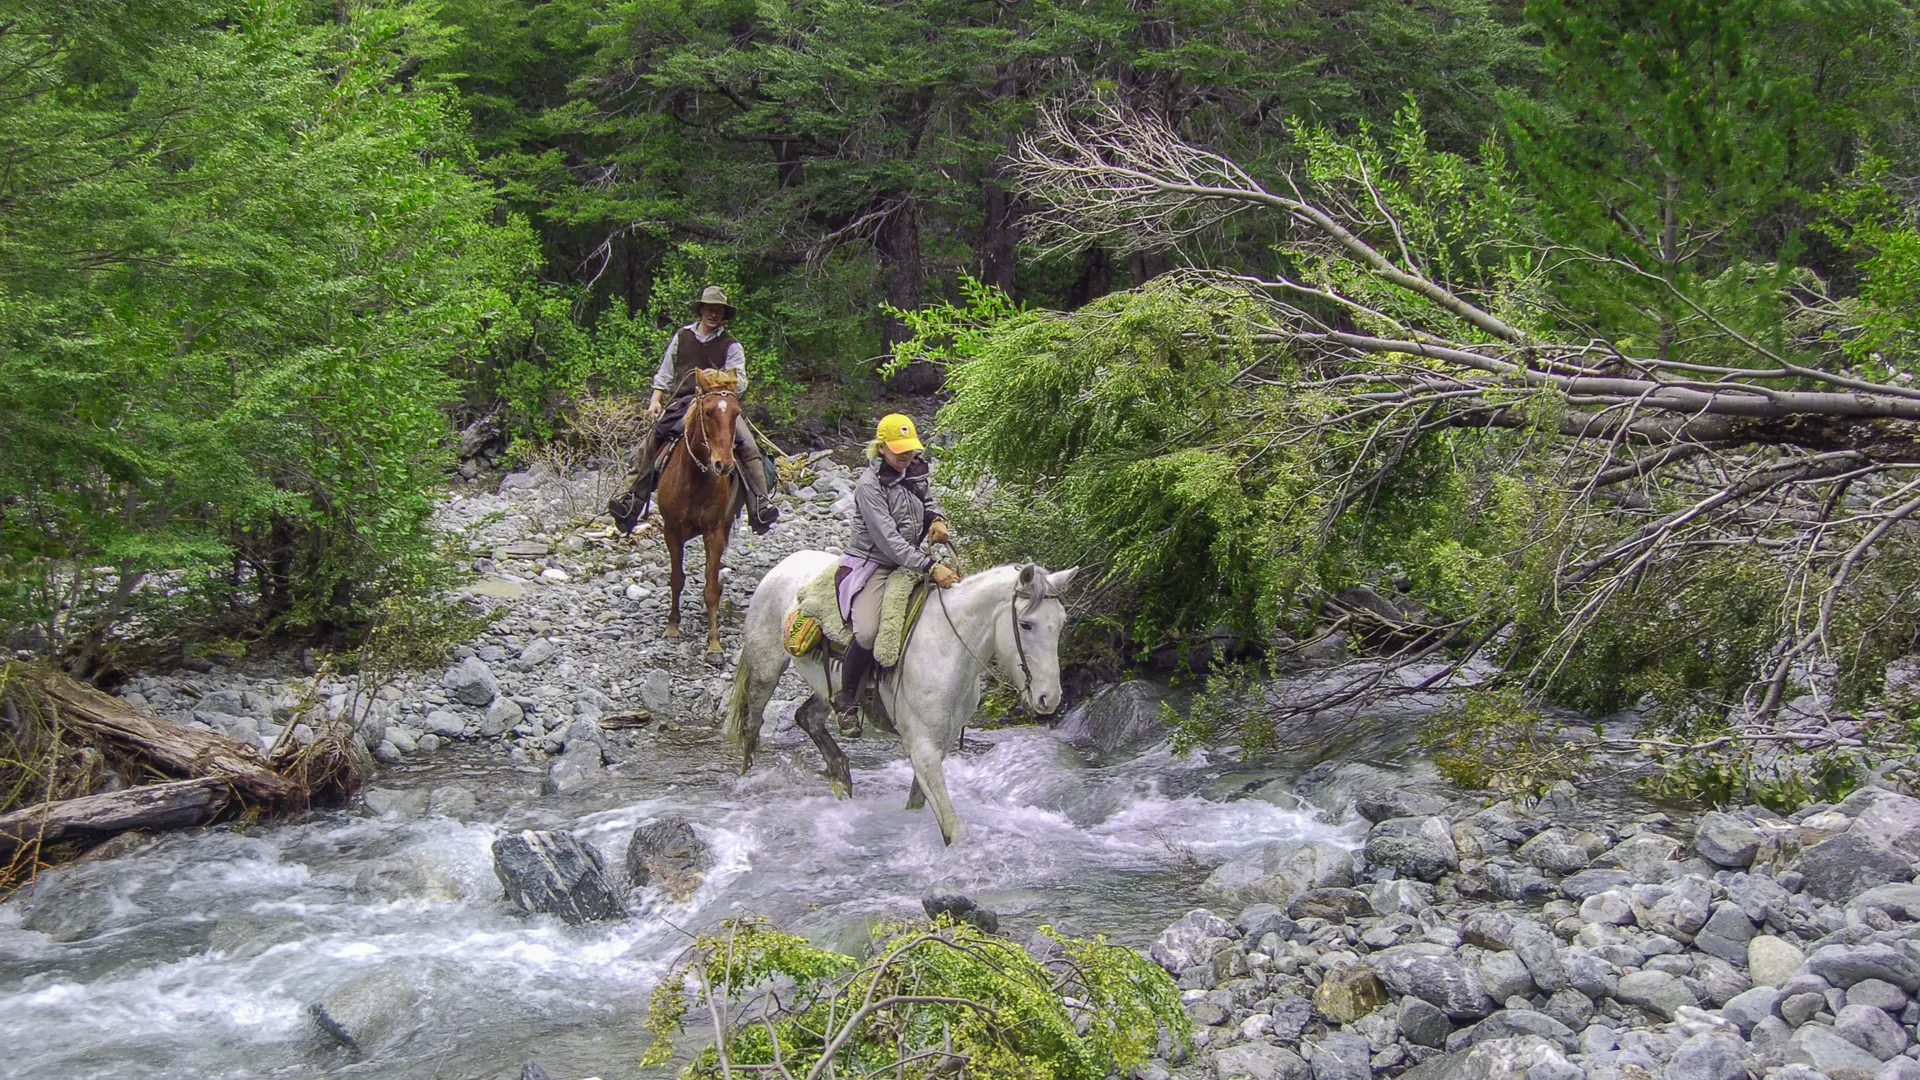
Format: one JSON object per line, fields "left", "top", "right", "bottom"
{"left": 0, "top": 726, "right": 1354, "bottom": 1079}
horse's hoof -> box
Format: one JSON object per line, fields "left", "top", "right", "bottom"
{"left": 663, "top": 625, "right": 680, "bottom": 639}
{"left": 705, "top": 649, "right": 724, "bottom": 667}
{"left": 827, "top": 777, "right": 851, "bottom": 800}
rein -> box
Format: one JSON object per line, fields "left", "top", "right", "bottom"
{"left": 933, "top": 578, "right": 1040, "bottom": 699}
{"left": 679, "top": 386, "right": 739, "bottom": 476}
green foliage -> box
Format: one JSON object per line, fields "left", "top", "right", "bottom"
{"left": 0, "top": 2, "right": 536, "bottom": 652}
{"left": 1419, "top": 688, "right": 1588, "bottom": 796}
{"left": 644, "top": 918, "right": 1188, "bottom": 1079}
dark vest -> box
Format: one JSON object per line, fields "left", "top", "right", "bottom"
{"left": 668, "top": 327, "right": 738, "bottom": 399}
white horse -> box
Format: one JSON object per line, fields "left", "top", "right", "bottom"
{"left": 723, "top": 552, "right": 1078, "bottom": 846}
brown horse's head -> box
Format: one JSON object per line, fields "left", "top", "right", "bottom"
{"left": 688, "top": 368, "right": 741, "bottom": 474}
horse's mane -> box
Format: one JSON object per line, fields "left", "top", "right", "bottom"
{"left": 695, "top": 368, "right": 739, "bottom": 393}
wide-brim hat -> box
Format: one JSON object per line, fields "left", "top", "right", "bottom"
{"left": 691, "top": 285, "right": 737, "bottom": 321}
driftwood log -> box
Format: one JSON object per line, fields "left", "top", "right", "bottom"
{"left": 0, "top": 778, "right": 231, "bottom": 856}
{"left": 36, "top": 673, "right": 298, "bottom": 802}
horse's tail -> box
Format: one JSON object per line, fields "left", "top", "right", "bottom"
{"left": 721, "top": 651, "right": 751, "bottom": 753}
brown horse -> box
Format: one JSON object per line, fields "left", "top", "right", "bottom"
{"left": 656, "top": 368, "right": 747, "bottom": 661}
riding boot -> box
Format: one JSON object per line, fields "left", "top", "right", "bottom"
{"left": 736, "top": 438, "right": 780, "bottom": 535}
{"left": 832, "top": 640, "right": 875, "bottom": 736}
{"left": 609, "top": 427, "right": 661, "bottom": 535}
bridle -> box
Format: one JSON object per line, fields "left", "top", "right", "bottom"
{"left": 934, "top": 575, "right": 1045, "bottom": 700}
{"left": 680, "top": 384, "right": 739, "bottom": 476}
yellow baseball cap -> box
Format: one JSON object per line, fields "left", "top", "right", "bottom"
{"left": 876, "top": 413, "right": 924, "bottom": 454}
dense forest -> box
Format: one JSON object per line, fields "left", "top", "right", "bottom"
{"left": 5, "top": 0, "right": 1920, "bottom": 793}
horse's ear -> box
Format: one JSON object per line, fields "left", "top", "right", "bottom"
{"left": 1018, "top": 563, "right": 1050, "bottom": 612}
{"left": 1047, "top": 566, "right": 1080, "bottom": 593}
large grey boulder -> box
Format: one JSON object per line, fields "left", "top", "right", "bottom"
{"left": 1151, "top": 909, "right": 1239, "bottom": 975}
{"left": 1835, "top": 1002, "right": 1910, "bottom": 1060}
{"left": 1693, "top": 812, "right": 1762, "bottom": 868}
{"left": 1517, "top": 828, "right": 1591, "bottom": 875}
{"left": 1787, "top": 1022, "right": 1888, "bottom": 1075}
{"left": 1369, "top": 944, "right": 1496, "bottom": 1020}
{"left": 362, "top": 787, "right": 427, "bottom": 818}
{"left": 1304, "top": 1032, "right": 1371, "bottom": 1080}
{"left": 1603, "top": 833, "right": 1685, "bottom": 881}
{"left": 1203, "top": 841, "right": 1357, "bottom": 909}
{"left": 1807, "top": 943, "right": 1920, "bottom": 991}
{"left": 1852, "top": 883, "right": 1920, "bottom": 921}
{"left": 627, "top": 819, "right": 713, "bottom": 901}
{"left": 1364, "top": 817, "right": 1458, "bottom": 882}
{"left": 1210, "top": 1042, "right": 1310, "bottom": 1080}
{"left": 1354, "top": 787, "right": 1452, "bottom": 824}
{"left": 1615, "top": 969, "right": 1698, "bottom": 1020}
{"left": 1843, "top": 789, "right": 1920, "bottom": 858}
{"left": 542, "top": 725, "right": 607, "bottom": 796}
{"left": 1398, "top": 1036, "right": 1571, "bottom": 1080}
{"left": 442, "top": 657, "right": 498, "bottom": 706}
{"left": 1797, "top": 834, "right": 1913, "bottom": 902}
{"left": 491, "top": 830, "right": 624, "bottom": 924}
{"left": 1663, "top": 1031, "right": 1750, "bottom": 1080}
{"left": 1053, "top": 680, "right": 1169, "bottom": 757}
{"left": 312, "top": 971, "right": 419, "bottom": 1054}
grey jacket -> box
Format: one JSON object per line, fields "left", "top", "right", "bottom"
{"left": 845, "top": 457, "right": 940, "bottom": 572}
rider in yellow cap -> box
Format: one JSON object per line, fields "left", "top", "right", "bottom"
{"left": 829, "top": 413, "right": 960, "bottom": 733}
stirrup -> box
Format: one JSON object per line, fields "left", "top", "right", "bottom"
{"left": 749, "top": 503, "right": 779, "bottom": 535}
{"left": 609, "top": 491, "right": 645, "bottom": 535}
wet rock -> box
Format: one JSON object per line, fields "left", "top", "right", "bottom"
{"left": 1787, "top": 1022, "right": 1888, "bottom": 1075}
{"left": 312, "top": 971, "right": 418, "bottom": 1054}
{"left": 1364, "top": 816, "right": 1458, "bottom": 882}
{"left": 1560, "top": 868, "right": 1637, "bottom": 899}
{"left": 1808, "top": 943, "right": 1920, "bottom": 991}
{"left": 1750, "top": 935, "right": 1808, "bottom": 987}
{"left": 18, "top": 873, "right": 117, "bottom": 942}
{"left": 1304, "top": 1031, "right": 1371, "bottom": 1080}
{"left": 1354, "top": 787, "right": 1452, "bottom": 824}
{"left": 1313, "top": 964, "right": 1388, "bottom": 1023}
{"left": 919, "top": 885, "right": 1000, "bottom": 935}
{"left": 362, "top": 787, "right": 427, "bottom": 818}
{"left": 1663, "top": 1030, "right": 1750, "bottom": 1080}
{"left": 426, "top": 785, "right": 476, "bottom": 821}
{"left": 442, "top": 657, "right": 497, "bottom": 706}
{"left": 1693, "top": 811, "right": 1762, "bottom": 868}
{"left": 1797, "top": 834, "right": 1913, "bottom": 902}
{"left": 625, "top": 818, "right": 714, "bottom": 903}
{"left": 1203, "top": 841, "right": 1357, "bottom": 909}
{"left": 1616, "top": 969, "right": 1698, "bottom": 1019}
{"left": 1399, "top": 998, "right": 1452, "bottom": 1048}
{"left": 491, "top": 830, "right": 625, "bottom": 924}
{"left": 1370, "top": 944, "right": 1497, "bottom": 1020}
{"left": 541, "top": 736, "right": 606, "bottom": 796}
{"left": 1210, "top": 1042, "right": 1310, "bottom": 1080}
{"left": 1053, "top": 680, "right": 1169, "bottom": 757}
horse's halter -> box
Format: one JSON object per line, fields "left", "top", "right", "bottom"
{"left": 935, "top": 575, "right": 1049, "bottom": 700}
{"left": 681, "top": 385, "right": 739, "bottom": 476}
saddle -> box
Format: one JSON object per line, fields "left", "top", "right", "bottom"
{"left": 787, "top": 564, "right": 931, "bottom": 706}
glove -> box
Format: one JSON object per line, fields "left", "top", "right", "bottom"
{"left": 929, "top": 563, "right": 961, "bottom": 589}
{"left": 927, "top": 518, "right": 951, "bottom": 546}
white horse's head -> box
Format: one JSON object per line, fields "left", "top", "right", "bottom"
{"left": 998, "top": 564, "right": 1080, "bottom": 714}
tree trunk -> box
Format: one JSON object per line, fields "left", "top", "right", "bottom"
{"left": 877, "top": 197, "right": 942, "bottom": 394}
{"left": 0, "top": 778, "right": 230, "bottom": 857}
{"left": 980, "top": 74, "right": 1021, "bottom": 298}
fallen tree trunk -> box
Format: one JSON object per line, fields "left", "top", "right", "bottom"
{"left": 0, "top": 778, "right": 231, "bottom": 857}
{"left": 35, "top": 673, "right": 299, "bottom": 803}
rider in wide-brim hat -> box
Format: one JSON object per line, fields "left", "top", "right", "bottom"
{"left": 828, "top": 413, "right": 960, "bottom": 735}
{"left": 608, "top": 285, "right": 778, "bottom": 534}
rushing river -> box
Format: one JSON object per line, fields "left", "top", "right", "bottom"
{"left": 0, "top": 717, "right": 1358, "bottom": 1080}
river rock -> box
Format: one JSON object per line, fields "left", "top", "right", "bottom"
{"left": 1370, "top": 944, "right": 1496, "bottom": 1019}
{"left": 1397, "top": 1035, "right": 1569, "bottom": 1080}
{"left": 1580, "top": 889, "right": 1636, "bottom": 925}
{"left": 1474, "top": 950, "right": 1535, "bottom": 1001}
{"left": 200, "top": 688, "right": 273, "bottom": 719}
{"left": 1835, "top": 1002, "right": 1910, "bottom": 1059}
{"left": 1203, "top": 841, "right": 1357, "bottom": 909}
{"left": 1399, "top": 998, "right": 1451, "bottom": 1048}
{"left": 1287, "top": 887, "right": 1372, "bottom": 921}
{"left": 312, "top": 971, "right": 418, "bottom": 1054}
{"left": 1313, "top": 963, "right": 1388, "bottom": 1023}
{"left": 1615, "top": 969, "right": 1697, "bottom": 1019}
{"left": 478, "top": 697, "right": 520, "bottom": 738}
{"left": 1237, "top": 903, "right": 1296, "bottom": 942}
{"left": 1560, "top": 868, "right": 1637, "bottom": 899}
{"left": 1354, "top": 787, "right": 1452, "bottom": 824}
{"left": 17, "top": 872, "right": 117, "bottom": 942}
{"left": 1750, "top": 935, "right": 1808, "bottom": 987}
{"left": 513, "top": 637, "right": 558, "bottom": 671}
{"left": 491, "top": 830, "right": 624, "bottom": 924}
{"left": 426, "top": 785, "right": 477, "bottom": 820}
{"left": 442, "top": 657, "right": 497, "bottom": 706}
{"left": 1364, "top": 816, "right": 1458, "bottom": 882}
{"left": 1722, "top": 985, "right": 1782, "bottom": 1035}
{"left": 1210, "top": 1042, "right": 1310, "bottom": 1080}
{"left": 921, "top": 885, "right": 999, "bottom": 935}
{"left": 363, "top": 787, "right": 427, "bottom": 818}
{"left": 1845, "top": 978, "right": 1908, "bottom": 1012}
{"left": 1693, "top": 900, "right": 1758, "bottom": 964}
{"left": 1852, "top": 883, "right": 1920, "bottom": 921}
{"left": 1788, "top": 1022, "right": 1888, "bottom": 1075}
{"left": 1843, "top": 789, "right": 1920, "bottom": 858}
{"left": 1517, "top": 828, "right": 1591, "bottom": 875}
{"left": 542, "top": 736, "right": 606, "bottom": 796}
{"left": 1151, "top": 909, "right": 1238, "bottom": 974}
{"left": 1053, "top": 680, "right": 1169, "bottom": 757}
{"left": 420, "top": 709, "right": 465, "bottom": 738}
{"left": 1604, "top": 833, "right": 1684, "bottom": 881}
{"left": 1808, "top": 943, "right": 1920, "bottom": 991}
{"left": 1664, "top": 1030, "right": 1749, "bottom": 1080}
{"left": 1798, "top": 833, "right": 1914, "bottom": 901}
{"left": 1304, "top": 1031, "right": 1371, "bottom": 1080}
{"left": 1693, "top": 811, "right": 1763, "bottom": 868}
